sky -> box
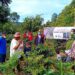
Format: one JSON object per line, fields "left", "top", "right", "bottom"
{"left": 9, "top": 0, "right": 72, "bottom": 23}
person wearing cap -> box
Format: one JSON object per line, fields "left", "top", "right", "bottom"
{"left": 10, "top": 32, "right": 24, "bottom": 74}
{"left": 0, "top": 32, "right": 7, "bottom": 63}
{"left": 10, "top": 32, "right": 24, "bottom": 57}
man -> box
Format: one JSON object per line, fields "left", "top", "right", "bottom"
{"left": 0, "top": 32, "right": 7, "bottom": 63}
{"left": 10, "top": 32, "right": 24, "bottom": 75}
{"left": 10, "top": 32, "right": 23, "bottom": 57}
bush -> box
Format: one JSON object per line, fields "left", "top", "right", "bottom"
{"left": 66, "top": 39, "right": 73, "bottom": 50}
{"left": 0, "top": 52, "right": 23, "bottom": 75}
{"left": 0, "top": 42, "right": 74, "bottom": 75}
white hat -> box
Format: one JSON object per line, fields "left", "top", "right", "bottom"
{"left": 14, "top": 32, "right": 20, "bottom": 37}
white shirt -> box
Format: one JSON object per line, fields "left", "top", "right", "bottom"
{"left": 10, "top": 39, "right": 23, "bottom": 57}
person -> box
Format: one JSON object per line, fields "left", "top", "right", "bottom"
{"left": 23, "top": 31, "right": 33, "bottom": 43}
{"left": 58, "top": 40, "right": 75, "bottom": 62}
{"left": 65, "top": 40, "right": 75, "bottom": 61}
{"left": 10, "top": 32, "right": 24, "bottom": 75}
{"left": 10, "top": 32, "right": 24, "bottom": 57}
{"left": 0, "top": 32, "right": 7, "bottom": 63}
{"left": 41, "top": 31, "right": 45, "bottom": 44}
{"left": 56, "top": 41, "right": 75, "bottom": 61}
{"left": 23, "top": 31, "right": 32, "bottom": 56}
{"left": 35, "top": 31, "right": 43, "bottom": 46}
{"left": 27, "top": 31, "right": 33, "bottom": 41}
{"left": 35, "top": 30, "right": 46, "bottom": 46}
{"left": 23, "top": 31, "right": 27, "bottom": 39}
{"left": 64, "top": 29, "right": 75, "bottom": 61}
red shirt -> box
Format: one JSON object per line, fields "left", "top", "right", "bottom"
{"left": 28, "top": 35, "right": 33, "bottom": 41}
{"left": 28, "top": 32, "right": 33, "bottom": 41}
{"left": 23, "top": 33, "right": 27, "bottom": 38}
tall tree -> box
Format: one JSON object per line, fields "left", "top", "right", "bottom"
{"left": 46, "top": 21, "right": 52, "bottom": 27}
{"left": 22, "top": 17, "right": 33, "bottom": 31}
{"left": 71, "top": 0, "right": 75, "bottom": 7}
{"left": 51, "top": 0, "right": 75, "bottom": 26}
{"left": 51, "top": 13, "right": 57, "bottom": 22}
{"left": 32, "top": 15, "right": 44, "bottom": 31}
{"left": 0, "top": 0, "right": 11, "bottom": 25}
{"left": 0, "top": 0, "right": 11, "bottom": 6}
{"left": 9, "top": 12, "right": 20, "bottom": 23}
{"left": 0, "top": 6, "right": 10, "bottom": 23}
{"left": 22, "top": 15, "right": 44, "bottom": 32}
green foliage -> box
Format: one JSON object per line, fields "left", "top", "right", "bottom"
{"left": 36, "top": 44, "right": 54, "bottom": 57}
{"left": 51, "top": 13, "right": 58, "bottom": 22}
{"left": 23, "top": 45, "right": 49, "bottom": 75}
{"left": 71, "top": 0, "right": 75, "bottom": 7}
{"left": 45, "top": 39, "right": 55, "bottom": 52}
{"left": 24, "top": 55, "right": 45, "bottom": 75}
{"left": 9, "top": 12, "right": 20, "bottom": 23}
{"left": 66, "top": 33, "right": 75, "bottom": 50}
{"left": 55, "top": 4, "right": 74, "bottom": 26}
{"left": 54, "top": 61, "right": 74, "bottom": 75}
{"left": 22, "top": 15, "right": 44, "bottom": 32}
{"left": 46, "top": 0, "right": 74, "bottom": 27}
{"left": 0, "top": 41, "right": 75, "bottom": 75}
{"left": 0, "top": 6, "right": 10, "bottom": 24}
{"left": 0, "top": 0, "right": 11, "bottom": 32}
{"left": 2, "top": 22, "right": 22, "bottom": 34}
{"left": 0, "top": 0, "right": 11, "bottom": 24}
{"left": 66, "top": 39, "right": 73, "bottom": 49}
{"left": 0, "top": 0, "right": 11, "bottom": 5}
{"left": 57, "top": 0, "right": 74, "bottom": 26}
{"left": 0, "top": 52, "right": 23, "bottom": 75}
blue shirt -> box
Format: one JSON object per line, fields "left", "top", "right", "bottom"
{"left": 0, "top": 37, "right": 6, "bottom": 54}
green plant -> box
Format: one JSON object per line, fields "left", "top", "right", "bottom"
{"left": 0, "top": 40, "right": 74, "bottom": 75}
{"left": 54, "top": 61, "right": 74, "bottom": 75}
{"left": 66, "top": 39, "right": 73, "bottom": 50}
{"left": 0, "top": 52, "right": 24, "bottom": 75}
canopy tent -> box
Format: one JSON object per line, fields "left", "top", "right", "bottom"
{"left": 44, "top": 27, "right": 75, "bottom": 39}
{"left": 53, "top": 27, "right": 75, "bottom": 33}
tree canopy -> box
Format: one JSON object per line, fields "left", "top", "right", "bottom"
{"left": 22, "top": 15, "right": 44, "bottom": 32}
{"left": 0, "top": 0, "right": 74, "bottom": 33}
{"left": 0, "top": 0, "right": 11, "bottom": 24}
{"left": 0, "top": 0, "right": 11, "bottom": 5}
{"left": 51, "top": 13, "right": 57, "bottom": 22}
{"left": 9, "top": 12, "right": 20, "bottom": 23}
{"left": 46, "top": 0, "right": 75, "bottom": 27}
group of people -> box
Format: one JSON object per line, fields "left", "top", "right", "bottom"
{"left": 1, "top": 29, "right": 75, "bottom": 63}
{"left": 0, "top": 30, "right": 45, "bottom": 63}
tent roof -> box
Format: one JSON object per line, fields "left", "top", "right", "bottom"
{"left": 53, "top": 27, "right": 75, "bottom": 33}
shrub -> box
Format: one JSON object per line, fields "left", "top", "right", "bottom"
{"left": 66, "top": 39, "right": 73, "bottom": 50}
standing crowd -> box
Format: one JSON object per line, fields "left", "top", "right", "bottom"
{"left": 0, "top": 29, "right": 75, "bottom": 63}
{"left": 0, "top": 30, "right": 45, "bottom": 63}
